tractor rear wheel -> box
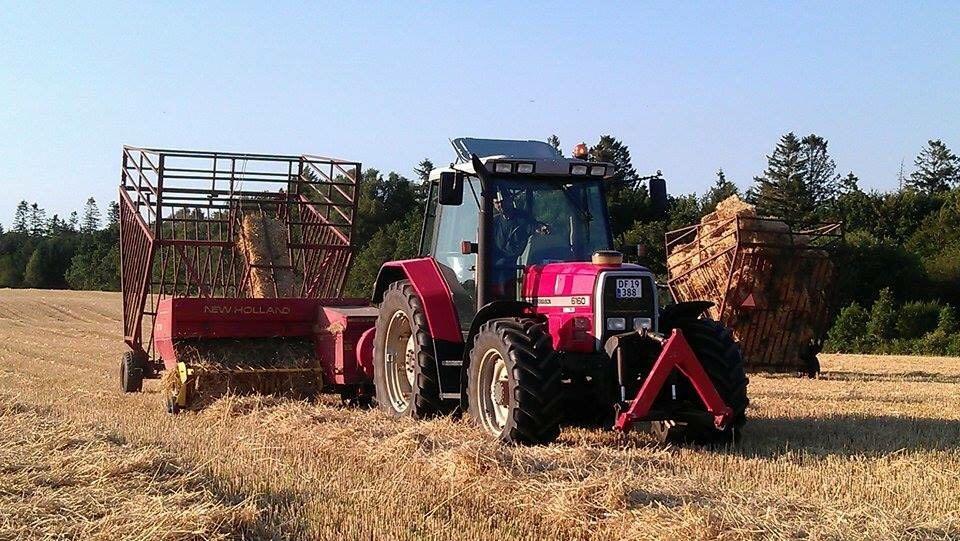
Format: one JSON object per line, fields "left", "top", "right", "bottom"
{"left": 120, "top": 351, "right": 145, "bottom": 393}
{"left": 651, "top": 319, "right": 749, "bottom": 445}
{"left": 467, "top": 318, "right": 563, "bottom": 445}
{"left": 373, "top": 280, "right": 444, "bottom": 418}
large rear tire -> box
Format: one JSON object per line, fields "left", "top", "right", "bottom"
{"left": 467, "top": 318, "right": 563, "bottom": 445}
{"left": 651, "top": 319, "right": 749, "bottom": 444}
{"left": 373, "top": 280, "right": 444, "bottom": 418}
{"left": 120, "top": 351, "right": 145, "bottom": 393}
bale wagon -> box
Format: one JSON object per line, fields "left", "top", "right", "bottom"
{"left": 665, "top": 197, "right": 843, "bottom": 376}
{"left": 118, "top": 147, "right": 377, "bottom": 410}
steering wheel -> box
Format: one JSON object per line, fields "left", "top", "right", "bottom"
{"left": 501, "top": 220, "right": 550, "bottom": 258}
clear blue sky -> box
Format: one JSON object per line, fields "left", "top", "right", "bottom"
{"left": 1, "top": 1, "right": 958, "bottom": 227}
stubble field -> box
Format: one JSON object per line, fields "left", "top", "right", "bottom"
{"left": 0, "top": 289, "right": 958, "bottom": 540}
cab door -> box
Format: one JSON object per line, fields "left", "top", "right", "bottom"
{"left": 430, "top": 176, "right": 480, "bottom": 330}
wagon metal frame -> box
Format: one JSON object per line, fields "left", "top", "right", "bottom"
{"left": 118, "top": 146, "right": 362, "bottom": 365}
{"left": 666, "top": 216, "right": 843, "bottom": 373}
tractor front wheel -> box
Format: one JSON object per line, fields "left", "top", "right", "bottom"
{"left": 467, "top": 318, "right": 562, "bottom": 445}
{"left": 120, "top": 351, "right": 145, "bottom": 393}
{"left": 651, "top": 319, "right": 749, "bottom": 445}
{"left": 373, "top": 280, "right": 444, "bottom": 418}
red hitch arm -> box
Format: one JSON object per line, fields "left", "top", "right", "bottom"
{"left": 614, "top": 329, "right": 732, "bottom": 432}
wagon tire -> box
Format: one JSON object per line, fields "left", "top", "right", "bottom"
{"left": 120, "top": 351, "right": 145, "bottom": 393}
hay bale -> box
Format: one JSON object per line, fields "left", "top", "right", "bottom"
{"left": 237, "top": 211, "right": 299, "bottom": 298}
{"left": 666, "top": 195, "right": 835, "bottom": 371}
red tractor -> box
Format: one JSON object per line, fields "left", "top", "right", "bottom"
{"left": 367, "top": 138, "right": 748, "bottom": 444}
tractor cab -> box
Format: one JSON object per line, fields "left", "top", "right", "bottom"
{"left": 370, "top": 138, "right": 748, "bottom": 445}
{"left": 422, "top": 138, "right": 623, "bottom": 331}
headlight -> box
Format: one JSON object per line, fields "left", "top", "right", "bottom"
{"left": 570, "top": 164, "right": 588, "bottom": 175}
{"left": 606, "top": 317, "right": 626, "bottom": 331}
{"left": 633, "top": 317, "right": 653, "bottom": 330}
{"left": 589, "top": 165, "right": 606, "bottom": 176}
{"left": 494, "top": 162, "right": 513, "bottom": 173}
{"left": 516, "top": 162, "right": 535, "bottom": 174}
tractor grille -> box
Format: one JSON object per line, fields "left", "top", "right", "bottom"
{"left": 595, "top": 272, "right": 658, "bottom": 347}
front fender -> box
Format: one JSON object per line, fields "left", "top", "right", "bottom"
{"left": 659, "top": 300, "right": 715, "bottom": 330}
{"left": 371, "top": 258, "right": 462, "bottom": 345}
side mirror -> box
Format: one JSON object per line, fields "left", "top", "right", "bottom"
{"left": 438, "top": 171, "right": 464, "bottom": 206}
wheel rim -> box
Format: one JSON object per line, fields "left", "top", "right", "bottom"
{"left": 476, "top": 348, "right": 510, "bottom": 435}
{"left": 383, "top": 309, "right": 415, "bottom": 413}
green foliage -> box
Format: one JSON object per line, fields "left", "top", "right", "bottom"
{"left": 833, "top": 231, "right": 929, "bottom": 307}
{"left": 908, "top": 139, "right": 959, "bottom": 193}
{"left": 546, "top": 135, "right": 561, "bottom": 155}
{"left": 701, "top": 169, "right": 739, "bottom": 214}
{"left": 65, "top": 231, "right": 120, "bottom": 291}
{"left": 937, "top": 305, "right": 959, "bottom": 335}
{"left": 22, "top": 246, "right": 49, "bottom": 288}
{"left": 0, "top": 254, "right": 21, "bottom": 287}
{"left": 867, "top": 288, "right": 897, "bottom": 341}
{"left": 825, "top": 302, "right": 870, "bottom": 353}
{"left": 826, "top": 295, "right": 960, "bottom": 356}
{"left": 345, "top": 211, "right": 422, "bottom": 298}
{"left": 895, "top": 300, "right": 942, "bottom": 338}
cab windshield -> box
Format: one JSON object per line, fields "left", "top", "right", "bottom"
{"left": 488, "top": 176, "right": 612, "bottom": 298}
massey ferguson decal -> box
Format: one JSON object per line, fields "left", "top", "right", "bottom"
{"left": 202, "top": 305, "right": 292, "bottom": 315}
{"left": 527, "top": 295, "right": 591, "bottom": 307}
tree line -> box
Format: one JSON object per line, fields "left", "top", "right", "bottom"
{"left": 0, "top": 198, "right": 119, "bottom": 290}
{"left": 2, "top": 135, "right": 959, "bottom": 354}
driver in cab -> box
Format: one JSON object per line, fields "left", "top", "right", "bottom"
{"left": 491, "top": 192, "right": 550, "bottom": 297}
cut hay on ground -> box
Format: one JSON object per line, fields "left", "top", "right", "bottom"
{"left": 667, "top": 196, "right": 835, "bottom": 372}
{"left": 0, "top": 394, "right": 257, "bottom": 540}
{"left": 237, "top": 211, "right": 299, "bottom": 298}
{"left": 3, "top": 290, "right": 960, "bottom": 540}
{"left": 170, "top": 337, "right": 321, "bottom": 409}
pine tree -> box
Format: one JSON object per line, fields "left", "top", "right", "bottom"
{"left": 81, "top": 197, "right": 101, "bottom": 233}
{"left": 0, "top": 222, "right": 4, "bottom": 235}
{"left": 752, "top": 133, "right": 840, "bottom": 223}
{"left": 588, "top": 135, "right": 638, "bottom": 181}
{"left": 840, "top": 172, "right": 861, "bottom": 194}
{"left": 29, "top": 203, "right": 47, "bottom": 236}
{"left": 413, "top": 159, "right": 434, "bottom": 184}
{"left": 801, "top": 134, "right": 840, "bottom": 209}
{"left": 47, "top": 214, "right": 64, "bottom": 236}
{"left": 106, "top": 201, "right": 120, "bottom": 229}
{"left": 702, "top": 169, "right": 740, "bottom": 213}
{"left": 908, "top": 139, "right": 959, "bottom": 193}
{"left": 22, "top": 246, "right": 49, "bottom": 288}
{"left": 13, "top": 201, "right": 29, "bottom": 233}
{"left": 547, "top": 134, "right": 561, "bottom": 155}
{"left": 752, "top": 133, "right": 808, "bottom": 221}
{"left": 67, "top": 211, "right": 79, "bottom": 232}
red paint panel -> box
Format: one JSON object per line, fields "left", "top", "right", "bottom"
{"left": 315, "top": 306, "right": 377, "bottom": 385}
{"left": 355, "top": 327, "right": 376, "bottom": 379}
{"left": 379, "top": 258, "right": 463, "bottom": 344}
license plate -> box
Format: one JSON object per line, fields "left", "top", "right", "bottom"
{"left": 615, "top": 278, "right": 643, "bottom": 299}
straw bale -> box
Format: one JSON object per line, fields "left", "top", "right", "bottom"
{"left": 666, "top": 195, "right": 835, "bottom": 371}
{"left": 238, "top": 211, "right": 299, "bottom": 298}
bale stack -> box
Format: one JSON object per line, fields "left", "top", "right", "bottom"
{"left": 666, "top": 196, "right": 836, "bottom": 373}
{"left": 238, "top": 211, "right": 299, "bottom": 298}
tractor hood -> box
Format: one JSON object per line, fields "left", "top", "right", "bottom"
{"left": 521, "top": 261, "right": 651, "bottom": 303}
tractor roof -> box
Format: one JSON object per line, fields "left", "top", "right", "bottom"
{"left": 429, "top": 137, "right": 614, "bottom": 181}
